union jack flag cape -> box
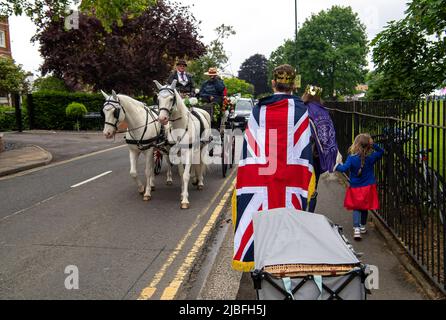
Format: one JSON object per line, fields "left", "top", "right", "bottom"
{"left": 232, "top": 94, "right": 316, "bottom": 272}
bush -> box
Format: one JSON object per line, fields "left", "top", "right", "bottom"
{"left": 0, "top": 104, "right": 29, "bottom": 132}
{"left": 33, "top": 76, "right": 70, "bottom": 92}
{"left": 66, "top": 102, "right": 87, "bottom": 118}
{"left": 66, "top": 102, "right": 88, "bottom": 131}
{"left": 24, "top": 91, "right": 153, "bottom": 130}
{"left": 25, "top": 91, "right": 105, "bottom": 130}
{"left": 0, "top": 106, "right": 16, "bottom": 131}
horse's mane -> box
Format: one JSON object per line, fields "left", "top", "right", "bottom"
{"left": 117, "top": 94, "right": 146, "bottom": 109}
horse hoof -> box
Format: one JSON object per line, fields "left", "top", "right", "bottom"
{"left": 192, "top": 181, "right": 198, "bottom": 186}
{"left": 143, "top": 196, "right": 151, "bottom": 201}
{"left": 181, "top": 203, "right": 190, "bottom": 209}
{"left": 166, "top": 181, "right": 173, "bottom": 185}
{"left": 197, "top": 185, "right": 203, "bottom": 190}
{"left": 138, "top": 187, "right": 145, "bottom": 194}
{"left": 151, "top": 186, "right": 155, "bottom": 191}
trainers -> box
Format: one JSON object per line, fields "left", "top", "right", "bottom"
{"left": 353, "top": 228, "right": 362, "bottom": 240}
{"left": 360, "top": 225, "right": 367, "bottom": 234}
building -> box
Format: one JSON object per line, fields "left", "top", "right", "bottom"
{"left": 0, "top": 17, "right": 12, "bottom": 58}
{"left": 0, "top": 17, "right": 12, "bottom": 105}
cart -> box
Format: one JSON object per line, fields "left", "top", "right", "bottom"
{"left": 194, "top": 102, "right": 235, "bottom": 178}
{"left": 251, "top": 208, "right": 371, "bottom": 300}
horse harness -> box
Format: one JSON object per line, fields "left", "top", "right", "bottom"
{"left": 103, "top": 97, "right": 167, "bottom": 151}
{"left": 157, "top": 87, "right": 211, "bottom": 150}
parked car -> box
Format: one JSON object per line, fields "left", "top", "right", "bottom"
{"left": 228, "top": 98, "right": 254, "bottom": 130}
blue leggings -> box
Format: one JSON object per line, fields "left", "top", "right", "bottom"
{"left": 353, "top": 210, "right": 368, "bottom": 228}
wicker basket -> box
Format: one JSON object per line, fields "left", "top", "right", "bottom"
{"left": 264, "top": 263, "right": 359, "bottom": 278}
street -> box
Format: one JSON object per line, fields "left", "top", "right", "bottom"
{"left": 0, "top": 145, "right": 236, "bottom": 299}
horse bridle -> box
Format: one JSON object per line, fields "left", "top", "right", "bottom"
{"left": 103, "top": 96, "right": 165, "bottom": 150}
{"left": 103, "top": 98, "right": 125, "bottom": 129}
{"left": 157, "top": 88, "right": 183, "bottom": 122}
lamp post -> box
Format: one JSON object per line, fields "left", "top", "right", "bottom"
{"left": 294, "top": 0, "right": 301, "bottom": 88}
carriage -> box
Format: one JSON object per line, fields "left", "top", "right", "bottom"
{"left": 192, "top": 98, "right": 237, "bottom": 178}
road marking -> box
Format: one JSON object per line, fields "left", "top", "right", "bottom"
{"left": 0, "top": 144, "right": 125, "bottom": 181}
{"left": 70, "top": 171, "right": 112, "bottom": 188}
{"left": 137, "top": 168, "right": 237, "bottom": 300}
{"left": 160, "top": 178, "right": 236, "bottom": 300}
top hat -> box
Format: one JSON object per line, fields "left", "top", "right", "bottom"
{"left": 177, "top": 59, "right": 187, "bottom": 67}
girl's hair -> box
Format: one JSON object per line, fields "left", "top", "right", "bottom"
{"left": 348, "top": 133, "right": 372, "bottom": 176}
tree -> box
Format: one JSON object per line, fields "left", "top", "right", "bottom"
{"left": 0, "top": 0, "right": 157, "bottom": 31}
{"left": 35, "top": 2, "right": 205, "bottom": 95}
{"left": 295, "top": 6, "right": 368, "bottom": 99}
{"left": 406, "top": 0, "right": 446, "bottom": 36}
{"left": 267, "top": 40, "right": 295, "bottom": 79}
{"left": 33, "top": 76, "right": 70, "bottom": 92}
{"left": 223, "top": 77, "right": 254, "bottom": 97}
{"left": 0, "top": 57, "right": 30, "bottom": 95}
{"left": 365, "top": 71, "right": 412, "bottom": 101}
{"left": 370, "top": 1, "right": 446, "bottom": 99}
{"left": 188, "top": 24, "right": 236, "bottom": 85}
{"left": 238, "top": 54, "right": 269, "bottom": 97}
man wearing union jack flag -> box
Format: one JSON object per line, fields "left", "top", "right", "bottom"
{"left": 232, "top": 64, "right": 316, "bottom": 272}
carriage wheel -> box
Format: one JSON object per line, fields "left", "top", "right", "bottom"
{"left": 229, "top": 136, "right": 236, "bottom": 169}
{"left": 154, "top": 150, "right": 163, "bottom": 175}
{"left": 221, "top": 132, "right": 228, "bottom": 178}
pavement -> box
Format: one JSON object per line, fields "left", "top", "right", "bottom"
{"left": 0, "top": 130, "right": 125, "bottom": 177}
{"left": 199, "top": 174, "right": 443, "bottom": 300}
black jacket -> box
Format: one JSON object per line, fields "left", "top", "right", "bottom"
{"left": 167, "top": 71, "right": 195, "bottom": 96}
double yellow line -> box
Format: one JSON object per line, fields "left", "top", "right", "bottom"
{"left": 138, "top": 169, "right": 237, "bottom": 300}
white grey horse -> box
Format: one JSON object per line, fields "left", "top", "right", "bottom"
{"left": 155, "top": 80, "right": 211, "bottom": 209}
{"left": 102, "top": 90, "right": 173, "bottom": 200}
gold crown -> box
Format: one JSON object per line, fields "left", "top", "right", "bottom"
{"left": 305, "top": 84, "right": 323, "bottom": 97}
{"left": 274, "top": 70, "right": 296, "bottom": 84}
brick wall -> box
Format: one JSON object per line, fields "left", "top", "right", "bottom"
{"left": 0, "top": 17, "right": 12, "bottom": 58}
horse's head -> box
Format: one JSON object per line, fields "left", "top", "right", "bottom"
{"left": 101, "top": 90, "right": 125, "bottom": 139}
{"left": 154, "top": 80, "right": 178, "bottom": 125}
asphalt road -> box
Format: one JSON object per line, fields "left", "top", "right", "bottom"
{"left": 0, "top": 146, "right": 236, "bottom": 299}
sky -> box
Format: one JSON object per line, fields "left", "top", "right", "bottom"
{"left": 9, "top": 0, "right": 409, "bottom": 77}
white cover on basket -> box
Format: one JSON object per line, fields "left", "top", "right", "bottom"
{"left": 253, "top": 208, "right": 359, "bottom": 270}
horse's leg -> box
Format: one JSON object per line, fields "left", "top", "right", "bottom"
{"left": 180, "top": 151, "right": 192, "bottom": 209}
{"left": 143, "top": 148, "right": 154, "bottom": 201}
{"left": 165, "top": 153, "right": 173, "bottom": 185}
{"left": 197, "top": 147, "right": 206, "bottom": 191}
{"left": 129, "top": 148, "right": 145, "bottom": 194}
{"left": 191, "top": 166, "right": 198, "bottom": 186}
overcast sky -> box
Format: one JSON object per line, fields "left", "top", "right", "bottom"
{"left": 9, "top": 0, "right": 409, "bottom": 77}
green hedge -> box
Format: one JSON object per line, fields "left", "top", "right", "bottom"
{"left": 0, "top": 105, "right": 16, "bottom": 131}
{"left": 21, "top": 92, "right": 155, "bottom": 130}
{"left": 0, "top": 105, "right": 29, "bottom": 131}
{"left": 26, "top": 91, "right": 105, "bottom": 130}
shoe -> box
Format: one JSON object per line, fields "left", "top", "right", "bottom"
{"left": 360, "top": 225, "right": 367, "bottom": 234}
{"left": 353, "top": 228, "right": 362, "bottom": 240}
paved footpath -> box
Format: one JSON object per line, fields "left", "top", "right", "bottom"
{"left": 0, "top": 130, "right": 125, "bottom": 177}
{"left": 210, "top": 174, "right": 430, "bottom": 300}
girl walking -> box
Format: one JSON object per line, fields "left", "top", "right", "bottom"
{"left": 335, "top": 133, "right": 384, "bottom": 240}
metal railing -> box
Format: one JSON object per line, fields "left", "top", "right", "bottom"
{"left": 325, "top": 99, "right": 446, "bottom": 293}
